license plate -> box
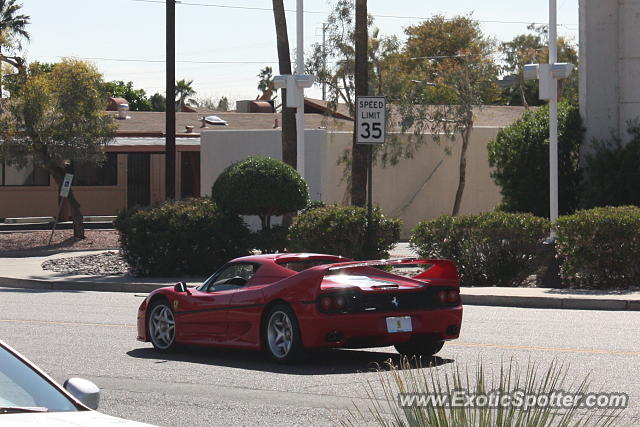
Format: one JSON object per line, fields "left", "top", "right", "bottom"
{"left": 386, "top": 316, "right": 412, "bottom": 333}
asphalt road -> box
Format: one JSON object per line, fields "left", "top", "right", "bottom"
{"left": 0, "top": 288, "right": 638, "bottom": 426}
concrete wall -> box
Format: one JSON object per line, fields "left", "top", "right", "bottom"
{"left": 580, "top": 0, "right": 640, "bottom": 145}
{"left": 201, "top": 128, "right": 503, "bottom": 238}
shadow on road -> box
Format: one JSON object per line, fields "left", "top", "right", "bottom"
{"left": 127, "top": 345, "right": 454, "bottom": 375}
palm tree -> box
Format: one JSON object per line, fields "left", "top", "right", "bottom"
{"left": 0, "top": 0, "right": 30, "bottom": 98}
{"left": 271, "top": 0, "right": 297, "bottom": 169}
{"left": 175, "top": 79, "right": 196, "bottom": 110}
{"left": 351, "top": 0, "right": 368, "bottom": 207}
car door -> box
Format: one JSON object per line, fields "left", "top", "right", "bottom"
{"left": 177, "top": 263, "right": 259, "bottom": 345}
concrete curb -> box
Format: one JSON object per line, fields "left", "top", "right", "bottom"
{"left": 461, "top": 294, "right": 640, "bottom": 311}
{"left": 0, "top": 275, "right": 638, "bottom": 311}
{"left": 0, "top": 277, "right": 166, "bottom": 293}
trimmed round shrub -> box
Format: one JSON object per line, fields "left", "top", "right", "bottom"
{"left": 487, "top": 102, "right": 583, "bottom": 217}
{"left": 288, "top": 204, "right": 401, "bottom": 260}
{"left": 115, "top": 198, "right": 251, "bottom": 277}
{"left": 556, "top": 206, "right": 640, "bottom": 289}
{"left": 212, "top": 156, "right": 308, "bottom": 229}
{"left": 410, "top": 212, "right": 550, "bottom": 287}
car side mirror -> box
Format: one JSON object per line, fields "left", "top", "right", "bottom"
{"left": 174, "top": 281, "right": 191, "bottom": 294}
{"left": 64, "top": 377, "right": 100, "bottom": 409}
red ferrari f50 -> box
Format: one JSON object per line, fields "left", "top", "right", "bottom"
{"left": 137, "top": 253, "right": 463, "bottom": 363}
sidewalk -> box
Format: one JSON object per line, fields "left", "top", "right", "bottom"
{"left": 0, "top": 247, "right": 639, "bottom": 311}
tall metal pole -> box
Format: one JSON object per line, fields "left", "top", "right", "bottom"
{"left": 165, "top": 0, "right": 176, "bottom": 200}
{"left": 322, "top": 23, "right": 327, "bottom": 101}
{"left": 296, "top": 0, "right": 305, "bottom": 179}
{"left": 549, "top": 0, "right": 558, "bottom": 238}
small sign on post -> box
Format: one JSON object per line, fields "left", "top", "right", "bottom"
{"left": 356, "top": 96, "right": 386, "bottom": 145}
{"left": 60, "top": 173, "right": 74, "bottom": 198}
{"left": 49, "top": 173, "right": 74, "bottom": 245}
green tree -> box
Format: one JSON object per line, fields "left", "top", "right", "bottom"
{"left": 149, "top": 92, "right": 165, "bottom": 112}
{"left": 102, "top": 80, "right": 152, "bottom": 111}
{"left": 0, "top": 59, "right": 117, "bottom": 238}
{"left": 500, "top": 25, "right": 579, "bottom": 107}
{"left": 0, "top": 0, "right": 30, "bottom": 99}
{"left": 216, "top": 96, "right": 229, "bottom": 111}
{"left": 487, "top": 102, "right": 583, "bottom": 217}
{"left": 175, "top": 78, "right": 196, "bottom": 110}
{"left": 391, "top": 16, "right": 500, "bottom": 215}
{"left": 212, "top": 156, "right": 308, "bottom": 230}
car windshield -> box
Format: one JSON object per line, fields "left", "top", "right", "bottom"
{"left": 0, "top": 344, "right": 80, "bottom": 413}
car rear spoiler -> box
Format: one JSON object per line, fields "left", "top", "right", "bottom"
{"left": 326, "top": 257, "right": 459, "bottom": 281}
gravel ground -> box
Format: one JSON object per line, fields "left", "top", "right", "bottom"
{"left": 0, "top": 230, "right": 120, "bottom": 256}
{"left": 41, "top": 251, "right": 129, "bottom": 276}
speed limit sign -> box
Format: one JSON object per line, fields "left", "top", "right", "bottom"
{"left": 356, "top": 96, "right": 386, "bottom": 144}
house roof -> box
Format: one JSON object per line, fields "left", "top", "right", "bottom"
{"left": 111, "top": 105, "right": 530, "bottom": 137}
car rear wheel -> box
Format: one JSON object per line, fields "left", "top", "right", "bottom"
{"left": 264, "top": 305, "right": 303, "bottom": 363}
{"left": 395, "top": 338, "right": 444, "bottom": 358}
{"left": 148, "top": 300, "right": 177, "bottom": 351}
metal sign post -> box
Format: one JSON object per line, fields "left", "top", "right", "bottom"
{"left": 49, "top": 173, "right": 74, "bottom": 245}
{"left": 356, "top": 96, "right": 386, "bottom": 259}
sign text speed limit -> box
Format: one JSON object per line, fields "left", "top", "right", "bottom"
{"left": 356, "top": 96, "right": 386, "bottom": 144}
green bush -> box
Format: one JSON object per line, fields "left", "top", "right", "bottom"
{"left": 288, "top": 204, "right": 401, "bottom": 260}
{"left": 582, "top": 120, "right": 640, "bottom": 208}
{"left": 115, "top": 198, "right": 251, "bottom": 277}
{"left": 487, "top": 102, "right": 583, "bottom": 217}
{"left": 211, "top": 156, "right": 308, "bottom": 229}
{"left": 556, "top": 206, "right": 640, "bottom": 289}
{"left": 410, "top": 212, "right": 549, "bottom": 287}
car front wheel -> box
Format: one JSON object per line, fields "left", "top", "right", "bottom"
{"left": 264, "top": 305, "right": 304, "bottom": 363}
{"left": 148, "top": 300, "right": 177, "bottom": 351}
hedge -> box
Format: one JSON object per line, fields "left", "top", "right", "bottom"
{"left": 410, "top": 212, "right": 550, "bottom": 287}
{"left": 115, "top": 198, "right": 251, "bottom": 277}
{"left": 288, "top": 204, "right": 401, "bottom": 260}
{"left": 555, "top": 206, "right": 640, "bottom": 289}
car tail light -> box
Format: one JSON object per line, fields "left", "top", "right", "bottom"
{"left": 436, "top": 290, "right": 447, "bottom": 304}
{"left": 446, "top": 290, "right": 460, "bottom": 304}
{"left": 333, "top": 295, "right": 346, "bottom": 310}
{"left": 320, "top": 296, "right": 333, "bottom": 311}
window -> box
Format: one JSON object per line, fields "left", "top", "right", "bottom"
{"left": 73, "top": 153, "right": 117, "bottom": 186}
{"left": 0, "top": 159, "right": 50, "bottom": 186}
{"left": 201, "top": 263, "right": 260, "bottom": 292}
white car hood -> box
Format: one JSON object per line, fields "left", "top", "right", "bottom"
{"left": 0, "top": 410, "right": 155, "bottom": 426}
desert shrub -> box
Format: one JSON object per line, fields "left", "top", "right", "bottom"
{"left": 487, "top": 102, "right": 583, "bottom": 217}
{"left": 211, "top": 156, "right": 308, "bottom": 229}
{"left": 343, "top": 358, "right": 623, "bottom": 426}
{"left": 115, "top": 198, "right": 251, "bottom": 277}
{"left": 410, "top": 212, "right": 549, "bottom": 287}
{"left": 582, "top": 120, "right": 640, "bottom": 208}
{"left": 556, "top": 206, "right": 640, "bottom": 289}
{"left": 288, "top": 204, "right": 401, "bottom": 260}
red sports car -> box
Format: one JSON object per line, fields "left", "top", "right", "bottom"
{"left": 137, "top": 253, "right": 463, "bottom": 363}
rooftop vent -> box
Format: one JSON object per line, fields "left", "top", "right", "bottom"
{"left": 204, "top": 115, "right": 228, "bottom": 126}
{"left": 116, "top": 103, "right": 130, "bottom": 120}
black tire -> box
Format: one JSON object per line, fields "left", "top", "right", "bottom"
{"left": 147, "top": 299, "right": 178, "bottom": 352}
{"left": 395, "top": 338, "right": 444, "bottom": 358}
{"left": 262, "top": 304, "right": 304, "bottom": 363}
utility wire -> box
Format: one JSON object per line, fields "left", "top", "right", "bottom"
{"left": 129, "top": 0, "right": 578, "bottom": 28}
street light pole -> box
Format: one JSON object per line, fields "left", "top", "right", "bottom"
{"left": 549, "top": 0, "right": 559, "bottom": 238}
{"left": 165, "top": 0, "right": 176, "bottom": 200}
{"left": 296, "top": 0, "right": 305, "bottom": 179}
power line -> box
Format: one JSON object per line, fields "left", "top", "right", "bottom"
{"left": 35, "top": 55, "right": 278, "bottom": 65}
{"left": 129, "top": 0, "right": 578, "bottom": 28}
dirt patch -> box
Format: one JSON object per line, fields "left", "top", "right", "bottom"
{"left": 0, "top": 230, "right": 120, "bottom": 257}
{"left": 41, "top": 251, "right": 129, "bottom": 276}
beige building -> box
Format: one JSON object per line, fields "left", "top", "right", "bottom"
{"left": 580, "top": 0, "right": 640, "bottom": 144}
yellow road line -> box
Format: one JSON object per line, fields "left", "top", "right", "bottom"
{"left": 0, "top": 319, "right": 136, "bottom": 328}
{"left": 450, "top": 341, "right": 640, "bottom": 356}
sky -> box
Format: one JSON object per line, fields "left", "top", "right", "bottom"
{"left": 15, "top": 0, "right": 579, "bottom": 105}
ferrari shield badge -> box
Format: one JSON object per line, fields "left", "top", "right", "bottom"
{"left": 173, "top": 300, "right": 179, "bottom": 310}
